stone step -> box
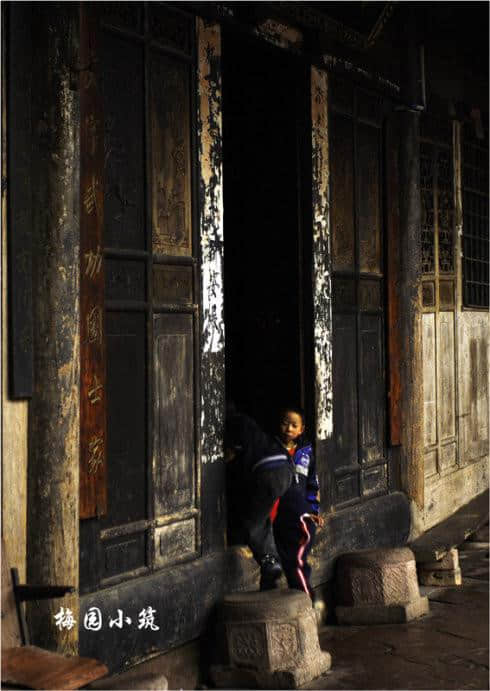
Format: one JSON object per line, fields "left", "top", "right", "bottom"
{"left": 410, "top": 490, "right": 489, "bottom": 563}
{"left": 88, "top": 664, "right": 168, "bottom": 690}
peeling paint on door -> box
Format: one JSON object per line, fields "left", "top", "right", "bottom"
{"left": 311, "top": 66, "right": 333, "bottom": 440}
{"left": 198, "top": 20, "right": 225, "bottom": 463}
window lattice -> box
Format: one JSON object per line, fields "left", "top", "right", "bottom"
{"left": 420, "top": 142, "right": 435, "bottom": 274}
{"left": 462, "top": 138, "right": 489, "bottom": 308}
{"left": 437, "top": 147, "right": 454, "bottom": 273}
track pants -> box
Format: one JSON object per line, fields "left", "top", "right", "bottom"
{"left": 274, "top": 513, "right": 316, "bottom": 597}
{"left": 241, "top": 465, "right": 293, "bottom": 563}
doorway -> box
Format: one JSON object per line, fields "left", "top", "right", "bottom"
{"left": 222, "top": 29, "right": 311, "bottom": 434}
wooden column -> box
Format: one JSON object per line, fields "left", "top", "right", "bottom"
{"left": 27, "top": 2, "right": 80, "bottom": 654}
{"left": 397, "top": 7, "right": 424, "bottom": 510}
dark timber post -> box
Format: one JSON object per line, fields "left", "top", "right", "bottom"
{"left": 397, "top": 6, "right": 424, "bottom": 513}
{"left": 27, "top": 2, "right": 80, "bottom": 654}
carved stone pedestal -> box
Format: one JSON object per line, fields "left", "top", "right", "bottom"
{"left": 335, "top": 547, "right": 429, "bottom": 625}
{"left": 418, "top": 548, "right": 462, "bottom": 586}
{"left": 210, "top": 590, "right": 331, "bottom": 689}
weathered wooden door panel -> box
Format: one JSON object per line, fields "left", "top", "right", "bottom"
{"left": 80, "top": 2, "right": 200, "bottom": 593}
{"left": 332, "top": 314, "right": 358, "bottom": 470}
{"left": 420, "top": 116, "right": 458, "bottom": 479}
{"left": 422, "top": 313, "right": 437, "bottom": 450}
{"left": 150, "top": 53, "right": 193, "bottom": 257}
{"left": 357, "top": 123, "right": 381, "bottom": 275}
{"left": 331, "top": 113, "right": 355, "bottom": 272}
{"left": 359, "top": 313, "right": 385, "bottom": 466}
{"left": 104, "top": 312, "right": 147, "bottom": 528}
{"left": 101, "top": 531, "right": 148, "bottom": 582}
{"left": 153, "top": 313, "right": 196, "bottom": 517}
{"left": 328, "top": 78, "right": 388, "bottom": 508}
{"left": 102, "top": 32, "right": 145, "bottom": 250}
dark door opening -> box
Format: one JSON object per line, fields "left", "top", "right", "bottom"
{"left": 222, "top": 30, "right": 311, "bottom": 434}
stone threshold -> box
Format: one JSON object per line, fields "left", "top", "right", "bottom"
{"left": 410, "top": 489, "right": 489, "bottom": 563}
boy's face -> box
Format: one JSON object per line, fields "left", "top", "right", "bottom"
{"left": 279, "top": 411, "right": 305, "bottom": 444}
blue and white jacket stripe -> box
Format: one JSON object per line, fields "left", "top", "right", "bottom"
{"left": 276, "top": 440, "right": 320, "bottom": 516}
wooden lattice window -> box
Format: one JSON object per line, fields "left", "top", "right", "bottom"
{"left": 462, "top": 126, "right": 489, "bottom": 308}
{"left": 419, "top": 116, "right": 455, "bottom": 281}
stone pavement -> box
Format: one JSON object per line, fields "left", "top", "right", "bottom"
{"left": 308, "top": 529, "right": 489, "bottom": 690}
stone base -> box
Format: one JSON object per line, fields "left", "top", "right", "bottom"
{"left": 336, "top": 596, "right": 429, "bottom": 625}
{"left": 210, "top": 590, "right": 331, "bottom": 689}
{"left": 211, "top": 651, "right": 332, "bottom": 690}
{"left": 418, "top": 567, "right": 462, "bottom": 586}
{"left": 420, "top": 548, "right": 459, "bottom": 571}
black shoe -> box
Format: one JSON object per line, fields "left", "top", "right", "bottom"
{"left": 259, "top": 554, "right": 282, "bottom": 591}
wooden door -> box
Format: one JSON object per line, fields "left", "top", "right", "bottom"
{"left": 80, "top": 3, "right": 200, "bottom": 592}
{"left": 326, "top": 79, "right": 389, "bottom": 508}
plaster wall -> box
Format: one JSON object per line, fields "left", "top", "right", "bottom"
{"left": 1, "top": 48, "right": 28, "bottom": 578}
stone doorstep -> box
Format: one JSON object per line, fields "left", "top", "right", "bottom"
{"left": 211, "top": 651, "right": 332, "bottom": 690}
{"left": 468, "top": 522, "right": 489, "bottom": 543}
{"left": 417, "top": 567, "right": 462, "bottom": 587}
{"left": 410, "top": 490, "right": 489, "bottom": 564}
{"left": 335, "top": 595, "right": 429, "bottom": 625}
{"left": 419, "top": 548, "right": 459, "bottom": 571}
{"left": 88, "top": 666, "right": 168, "bottom": 691}
{"left": 460, "top": 541, "right": 490, "bottom": 551}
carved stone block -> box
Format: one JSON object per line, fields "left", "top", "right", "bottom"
{"left": 210, "top": 590, "right": 331, "bottom": 689}
{"left": 335, "top": 547, "right": 429, "bottom": 625}
{"left": 419, "top": 547, "right": 459, "bottom": 571}
{"left": 418, "top": 567, "right": 462, "bottom": 587}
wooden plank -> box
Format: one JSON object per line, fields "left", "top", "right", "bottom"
{"left": 102, "top": 31, "right": 145, "bottom": 250}
{"left": 422, "top": 313, "right": 437, "bottom": 448}
{"left": 385, "top": 116, "right": 402, "bottom": 445}
{"left": 80, "top": 2, "right": 107, "bottom": 518}
{"left": 359, "top": 314, "right": 385, "bottom": 466}
{"left": 330, "top": 112, "right": 355, "bottom": 271}
{"left": 153, "top": 313, "right": 196, "bottom": 517}
{"left": 151, "top": 52, "right": 192, "bottom": 257}
{"left": 438, "top": 311, "right": 456, "bottom": 441}
{"left": 105, "top": 312, "right": 147, "bottom": 527}
{"left": 357, "top": 122, "right": 381, "bottom": 274}
{"left": 2, "top": 646, "right": 108, "bottom": 690}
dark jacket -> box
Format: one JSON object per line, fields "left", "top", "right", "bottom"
{"left": 274, "top": 438, "right": 320, "bottom": 518}
{"left": 225, "top": 413, "right": 291, "bottom": 477}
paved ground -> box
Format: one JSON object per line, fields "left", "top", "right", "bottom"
{"left": 310, "top": 533, "right": 489, "bottom": 690}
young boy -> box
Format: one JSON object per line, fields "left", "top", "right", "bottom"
{"left": 272, "top": 407, "right": 324, "bottom": 599}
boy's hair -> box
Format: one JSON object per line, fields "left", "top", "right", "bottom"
{"left": 277, "top": 406, "right": 306, "bottom": 426}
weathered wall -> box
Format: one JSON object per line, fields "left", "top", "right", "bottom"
{"left": 1, "top": 3, "right": 29, "bottom": 579}
{"left": 2, "top": 106, "right": 29, "bottom": 580}
{"left": 418, "top": 122, "right": 489, "bottom": 534}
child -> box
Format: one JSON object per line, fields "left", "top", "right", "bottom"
{"left": 272, "top": 407, "right": 324, "bottom": 600}
{"left": 225, "top": 406, "right": 294, "bottom": 590}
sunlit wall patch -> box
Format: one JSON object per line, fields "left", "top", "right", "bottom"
{"left": 197, "top": 19, "right": 225, "bottom": 464}
{"left": 311, "top": 66, "right": 333, "bottom": 440}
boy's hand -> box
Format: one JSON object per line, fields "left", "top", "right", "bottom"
{"left": 224, "top": 447, "right": 237, "bottom": 463}
{"left": 306, "top": 513, "right": 324, "bottom": 528}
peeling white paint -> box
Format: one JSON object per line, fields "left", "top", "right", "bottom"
{"left": 311, "top": 67, "right": 333, "bottom": 440}
{"left": 198, "top": 20, "right": 225, "bottom": 464}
